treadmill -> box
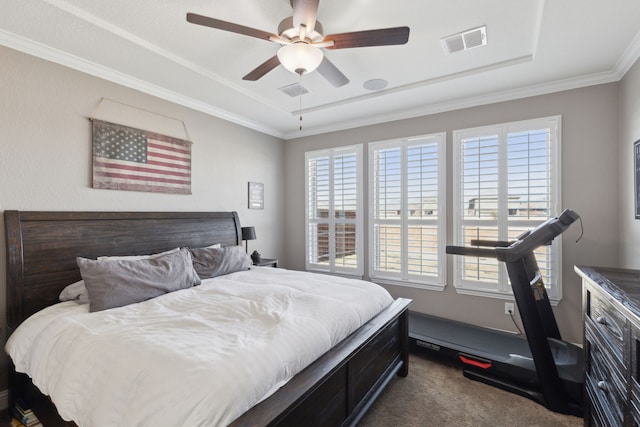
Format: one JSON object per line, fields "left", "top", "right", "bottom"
{"left": 409, "top": 209, "right": 583, "bottom": 416}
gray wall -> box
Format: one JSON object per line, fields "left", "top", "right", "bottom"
{"left": 619, "top": 58, "right": 640, "bottom": 266}
{"left": 284, "top": 83, "right": 621, "bottom": 345}
{"left": 0, "top": 45, "right": 286, "bottom": 390}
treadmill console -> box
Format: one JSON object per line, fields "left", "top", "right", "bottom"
{"left": 446, "top": 209, "right": 580, "bottom": 263}
{"left": 495, "top": 209, "right": 580, "bottom": 262}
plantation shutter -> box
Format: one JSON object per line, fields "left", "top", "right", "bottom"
{"left": 369, "top": 134, "right": 446, "bottom": 289}
{"left": 452, "top": 117, "right": 561, "bottom": 300}
{"left": 305, "top": 145, "right": 363, "bottom": 276}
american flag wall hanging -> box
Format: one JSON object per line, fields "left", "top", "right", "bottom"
{"left": 91, "top": 119, "right": 192, "bottom": 194}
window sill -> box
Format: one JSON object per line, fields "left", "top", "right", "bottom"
{"left": 306, "top": 268, "right": 364, "bottom": 280}
{"left": 370, "top": 277, "right": 446, "bottom": 292}
{"left": 454, "top": 287, "right": 561, "bottom": 306}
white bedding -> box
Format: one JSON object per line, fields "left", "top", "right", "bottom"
{"left": 6, "top": 267, "right": 393, "bottom": 427}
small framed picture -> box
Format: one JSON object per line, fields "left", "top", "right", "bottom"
{"left": 248, "top": 182, "right": 264, "bottom": 210}
{"left": 635, "top": 140, "right": 640, "bottom": 219}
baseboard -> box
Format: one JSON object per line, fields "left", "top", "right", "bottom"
{"left": 0, "top": 389, "right": 8, "bottom": 410}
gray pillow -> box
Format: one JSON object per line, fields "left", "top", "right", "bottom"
{"left": 96, "top": 247, "right": 180, "bottom": 261}
{"left": 78, "top": 247, "right": 201, "bottom": 312}
{"left": 189, "top": 245, "right": 252, "bottom": 279}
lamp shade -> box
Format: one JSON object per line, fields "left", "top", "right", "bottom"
{"left": 241, "top": 226, "right": 256, "bottom": 241}
{"left": 277, "top": 43, "right": 324, "bottom": 75}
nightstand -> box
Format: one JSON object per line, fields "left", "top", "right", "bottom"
{"left": 253, "top": 258, "right": 278, "bottom": 268}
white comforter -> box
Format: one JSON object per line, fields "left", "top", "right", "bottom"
{"left": 6, "top": 267, "right": 393, "bottom": 427}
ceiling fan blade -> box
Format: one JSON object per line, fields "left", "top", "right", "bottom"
{"left": 316, "top": 57, "right": 349, "bottom": 88}
{"left": 242, "top": 55, "right": 281, "bottom": 81}
{"left": 291, "top": 0, "right": 320, "bottom": 34}
{"left": 187, "top": 12, "right": 277, "bottom": 41}
{"left": 325, "top": 27, "right": 410, "bottom": 49}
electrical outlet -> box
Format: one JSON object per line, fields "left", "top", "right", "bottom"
{"left": 504, "top": 302, "right": 514, "bottom": 315}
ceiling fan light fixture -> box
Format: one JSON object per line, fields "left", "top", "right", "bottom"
{"left": 277, "top": 42, "right": 323, "bottom": 75}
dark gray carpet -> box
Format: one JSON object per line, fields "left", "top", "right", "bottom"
{"left": 359, "top": 353, "right": 582, "bottom": 427}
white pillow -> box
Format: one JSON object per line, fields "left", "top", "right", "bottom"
{"left": 59, "top": 280, "right": 90, "bottom": 304}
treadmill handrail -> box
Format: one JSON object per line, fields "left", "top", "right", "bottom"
{"left": 446, "top": 245, "right": 498, "bottom": 258}
{"left": 470, "top": 239, "right": 514, "bottom": 248}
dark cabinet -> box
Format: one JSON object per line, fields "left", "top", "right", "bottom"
{"left": 577, "top": 266, "right": 640, "bottom": 426}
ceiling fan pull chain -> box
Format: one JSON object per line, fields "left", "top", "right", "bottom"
{"left": 299, "top": 72, "right": 303, "bottom": 131}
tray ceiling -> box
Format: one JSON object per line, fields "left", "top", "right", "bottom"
{"left": 1, "top": 0, "right": 639, "bottom": 139}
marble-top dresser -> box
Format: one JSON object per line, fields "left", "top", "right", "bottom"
{"left": 576, "top": 266, "right": 640, "bottom": 426}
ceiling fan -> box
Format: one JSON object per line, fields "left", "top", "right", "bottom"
{"left": 186, "top": 0, "right": 410, "bottom": 88}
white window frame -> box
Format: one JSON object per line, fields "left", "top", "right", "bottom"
{"left": 305, "top": 144, "right": 363, "bottom": 277}
{"left": 452, "top": 116, "right": 562, "bottom": 302}
{"left": 368, "top": 133, "right": 447, "bottom": 290}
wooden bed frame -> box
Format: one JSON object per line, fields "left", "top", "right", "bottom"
{"left": 4, "top": 210, "right": 411, "bottom": 427}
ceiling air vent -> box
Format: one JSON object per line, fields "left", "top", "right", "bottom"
{"left": 441, "top": 26, "right": 487, "bottom": 54}
{"left": 279, "top": 83, "right": 310, "bottom": 97}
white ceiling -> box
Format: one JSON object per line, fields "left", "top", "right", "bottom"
{"left": 2, "top": 0, "right": 640, "bottom": 139}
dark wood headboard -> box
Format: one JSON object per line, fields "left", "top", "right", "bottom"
{"left": 4, "top": 210, "right": 242, "bottom": 333}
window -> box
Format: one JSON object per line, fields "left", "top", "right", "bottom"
{"left": 452, "top": 116, "right": 562, "bottom": 301}
{"left": 369, "top": 133, "right": 446, "bottom": 289}
{"left": 305, "top": 145, "right": 363, "bottom": 276}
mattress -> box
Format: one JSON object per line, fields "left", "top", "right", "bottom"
{"left": 6, "top": 267, "right": 393, "bottom": 426}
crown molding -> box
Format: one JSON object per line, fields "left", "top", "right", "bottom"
{"left": 615, "top": 29, "right": 640, "bottom": 78}
{"left": 0, "top": 29, "right": 284, "bottom": 139}
{"left": 284, "top": 68, "right": 624, "bottom": 139}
